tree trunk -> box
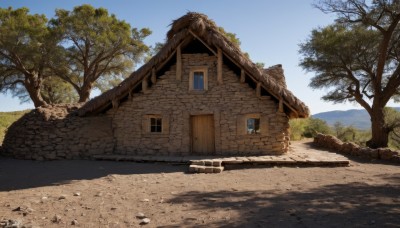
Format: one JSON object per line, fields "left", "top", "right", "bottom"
{"left": 24, "top": 73, "right": 47, "bottom": 107}
{"left": 78, "top": 82, "right": 93, "bottom": 102}
{"left": 367, "top": 105, "right": 389, "bottom": 148}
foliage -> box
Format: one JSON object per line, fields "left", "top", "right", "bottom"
{"left": 289, "top": 119, "right": 309, "bottom": 140}
{"left": 0, "top": 7, "right": 57, "bottom": 107}
{"left": 41, "top": 77, "right": 78, "bottom": 104}
{"left": 0, "top": 110, "right": 28, "bottom": 144}
{"left": 289, "top": 118, "right": 332, "bottom": 139}
{"left": 218, "top": 27, "right": 241, "bottom": 47}
{"left": 303, "top": 118, "right": 333, "bottom": 138}
{"left": 49, "top": 4, "right": 152, "bottom": 102}
{"left": 384, "top": 107, "right": 400, "bottom": 148}
{"left": 299, "top": 0, "right": 400, "bottom": 148}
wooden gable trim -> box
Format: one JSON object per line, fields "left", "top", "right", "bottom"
{"left": 189, "top": 30, "right": 218, "bottom": 56}
{"left": 217, "top": 48, "right": 223, "bottom": 85}
{"left": 176, "top": 44, "right": 182, "bottom": 81}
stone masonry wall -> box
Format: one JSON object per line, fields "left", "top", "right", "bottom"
{"left": 314, "top": 134, "right": 400, "bottom": 162}
{"left": 2, "top": 104, "right": 114, "bottom": 160}
{"left": 108, "top": 53, "right": 290, "bottom": 156}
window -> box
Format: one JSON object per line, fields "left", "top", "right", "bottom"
{"left": 189, "top": 67, "right": 208, "bottom": 91}
{"left": 150, "top": 117, "right": 162, "bottom": 133}
{"left": 247, "top": 118, "right": 260, "bottom": 134}
{"left": 193, "top": 72, "right": 204, "bottom": 90}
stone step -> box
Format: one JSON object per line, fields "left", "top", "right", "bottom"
{"left": 189, "top": 165, "right": 224, "bottom": 174}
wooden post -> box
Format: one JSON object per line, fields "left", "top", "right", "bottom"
{"left": 240, "top": 69, "right": 245, "bottom": 83}
{"left": 112, "top": 99, "right": 119, "bottom": 109}
{"left": 217, "top": 48, "right": 223, "bottom": 85}
{"left": 279, "top": 98, "right": 284, "bottom": 112}
{"left": 256, "top": 82, "right": 261, "bottom": 97}
{"left": 151, "top": 67, "right": 156, "bottom": 84}
{"left": 176, "top": 44, "right": 182, "bottom": 81}
{"left": 142, "top": 76, "right": 149, "bottom": 92}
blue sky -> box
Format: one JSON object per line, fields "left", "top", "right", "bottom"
{"left": 0, "top": 0, "right": 382, "bottom": 113}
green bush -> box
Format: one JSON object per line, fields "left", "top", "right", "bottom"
{"left": 0, "top": 110, "right": 29, "bottom": 144}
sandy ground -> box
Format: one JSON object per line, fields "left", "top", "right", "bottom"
{"left": 0, "top": 141, "right": 399, "bottom": 228}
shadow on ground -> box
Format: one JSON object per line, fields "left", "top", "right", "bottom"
{"left": 0, "top": 158, "right": 186, "bottom": 191}
{"left": 165, "top": 178, "right": 400, "bottom": 227}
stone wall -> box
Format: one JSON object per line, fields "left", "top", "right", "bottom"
{"left": 108, "top": 53, "right": 290, "bottom": 156}
{"left": 1, "top": 53, "right": 292, "bottom": 160}
{"left": 2, "top": 104, "right": 114, "bottom": 160}
{"left": 314, "top": 133, "right": 400, "bottom": 162}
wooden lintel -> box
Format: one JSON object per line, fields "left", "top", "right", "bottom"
{"left": 151, "top": 68, "right": 156, "bottom": 84}
{"left": 189, "top": 30, "right": 217, "bottom": 56}
{"left": 240, "top": 69, "right": 245, "bottom": 83}
{"left": 176, "top": 44, "right": 182, "bottom": 81}
{"left": 256, "top": 82, "right": 261, "bottom": 97}
{"left": 217, "top": 48, "right": 223, "bottom": 85}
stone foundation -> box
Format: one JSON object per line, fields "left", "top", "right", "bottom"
{"left": 313, "top": 133, "right": 400, "bottom": 162}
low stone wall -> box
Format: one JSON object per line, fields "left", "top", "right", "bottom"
{"left": 313, "top": 133, "right": 400, "bottom": 162}
{"left": 1, "top": 104, "right": 114, "bottom": 160}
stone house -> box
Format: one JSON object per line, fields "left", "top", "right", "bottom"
{"left": 2, "top": 12, "right": 309, "bottom": 160}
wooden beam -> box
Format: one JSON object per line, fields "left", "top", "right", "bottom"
{"left": 279, "top": 98, "right": 284, "bottom": 113}
{"left": 256, "top": 82, "right": 261, "bottom": 97}
{"left": 112, "top": 99, "right": 119, "bottom": 109}
{"left": 240, "top": 69, "right": 245, "bottom": 83}
{"left": 189, "top": 30, "right": 217, "bottom": 56}
{"left": 176, "top": 44, "right": 182, "bottom": 81}
{"left": 142, "top": 75, "right": 149, "bottom": 92}
{"left": 217, "top": 48, "right": 223, "bottom": 85}
{"left": 151, "top": 67, "right": 156, "bottom": 84}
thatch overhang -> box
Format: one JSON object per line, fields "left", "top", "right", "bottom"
{"left": 77, "top": 12, "right": 310, "bottom": 118}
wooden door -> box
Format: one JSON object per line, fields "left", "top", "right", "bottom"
{"left": 191, "top": 115, "right": 215, "bottom": 154}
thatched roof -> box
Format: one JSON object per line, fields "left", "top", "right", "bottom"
{"left": 78, "top": 12, "right": 310, "bottom": 118}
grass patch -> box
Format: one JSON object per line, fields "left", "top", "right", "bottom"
{"left": 0, "top": 110, "right": 30, "bottom": 144}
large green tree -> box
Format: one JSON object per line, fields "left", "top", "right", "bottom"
{"left": 300, "top": 0, "right": 400, "bottom": 148}
{"left": 0, "top": 7, "right": 58, "bottom": 107}
{"left": 50, "top": 5, "right": 151, "bottom": 102}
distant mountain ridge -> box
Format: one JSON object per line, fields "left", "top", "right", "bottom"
{"left": 312, "top": 107, "right": 400, "bottom": 130}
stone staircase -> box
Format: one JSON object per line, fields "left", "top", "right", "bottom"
{"left": 189, "top": 160, "right": 224, "bottom": 173}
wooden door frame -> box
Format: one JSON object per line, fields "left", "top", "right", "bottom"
{"left": 190, "top": 114, "right": 216, "bottom": 154}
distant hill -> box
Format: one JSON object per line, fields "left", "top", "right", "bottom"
{"left": 312, "top": 107, "right": 400, "bottom": 130}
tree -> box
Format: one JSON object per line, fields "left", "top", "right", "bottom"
{"left": 41, "top": 76, "right": 78, "bottom": 104}
{"left": 50, "top": 5, "right": 151, "bottom": 102}
{"left": 299, "top": 0, "right": 400, "bottom": 148}
{"left": 383, "top": 107, "right": 400, "bottom": 148}
{"left": 302, "top": 118, "right": 332, "bottom": 138}
{"left": 0, "top": 7, "right": 57, "bottom": 107}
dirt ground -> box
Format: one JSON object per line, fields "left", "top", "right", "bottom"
{"left": 0, "top": 141, "right": 399, "bottom": 228}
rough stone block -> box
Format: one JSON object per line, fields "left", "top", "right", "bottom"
{"left": 213, "top": 166, "right": 224, "bottom": 173}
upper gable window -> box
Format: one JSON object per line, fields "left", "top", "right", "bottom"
{"left": 193, "top": 72, "right": 204, "bottom": 90}
{"left": 189, "top": 67, "right": 208, "bottom": 91}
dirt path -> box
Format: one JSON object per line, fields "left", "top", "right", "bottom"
{"left": 0, "top": 141, "right": 399, "bottom": 227}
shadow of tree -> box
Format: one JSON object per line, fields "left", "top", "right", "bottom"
{"left": 0, "top": 158, "right": 186, "bottom": 191}
{"left": 165, "top": 181, "right": 400, "bottom": 227}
